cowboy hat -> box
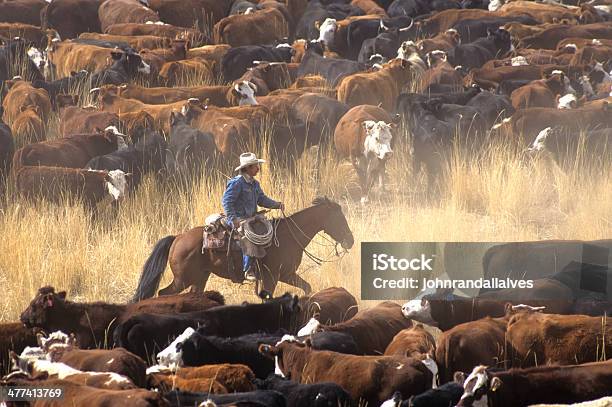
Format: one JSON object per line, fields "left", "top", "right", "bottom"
{"left": 235, "top": 152, "right": 266, "bottom": 171}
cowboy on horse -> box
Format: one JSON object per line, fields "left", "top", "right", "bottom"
{"left": 222, "top": 152, "right": 284, "bottom": 282}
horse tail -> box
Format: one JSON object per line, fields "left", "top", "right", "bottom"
{"left": 132, "top": 235, "right": 176, "bottom": 302}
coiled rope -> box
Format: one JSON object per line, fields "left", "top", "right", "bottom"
{"left": 242, "top": 218, "right": 275, "bottom": 246}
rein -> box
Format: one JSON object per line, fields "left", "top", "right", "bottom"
{"left": 276, "top": 207, "right": 348, "bottom": 266}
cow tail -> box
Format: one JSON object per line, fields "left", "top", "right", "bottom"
{"left": 132, "top": 235, "right": 176, "bottom": 302}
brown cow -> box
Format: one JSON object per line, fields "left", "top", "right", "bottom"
{"left": 2, "top": 80, "right": 52, "bottom": 124}
{"left": 510, "top": 72, "right": 569, "bottom": 109}
{"left": 12, "top": 129, "right": 126, "bottom": 171}
{"left": 98, "top": 0, "right": 160, "bottom": 32}
{"left": 498, "top": 1, "right": 578, "bottom": 24}
{"left": 497, "top": 104, "right": 612, "bottom": 141}
{"left": 111, "top": 83, "right": 231, "bottom": 106}
{"left": 139, "top": 39, "right": 188, "bottom": 73}
{"left": 95, "top": 86, "right": 189, "bottom": 133}
{"left": 0, "top": 322, "right": 41, "bottom": 375}
{"left": 187, "top": 44, "right": 231, "bottom": 75}
{"left": 506, "top": 311, "right": 612, "bottom": 368}
{"left": 47, "top": 41, "right": 117, "bottom": 79}
{"left": 213, "top": 8, "right": 289, "bottom": 47}
{"left": 11, "top": 106, "right": 46, "bottom": 147}
{"left": 150, "top": 363, "right": 255, "bottom": 392}
{"left": 435, "top": 317, "right": 507, "bottom": 383}
{"left": 78, "top": 33, "right": 172, "bottom": 50}
{"left": 158, "top": 58, "right": 215, "bottom": 86}
{"left": 147, "top": 373, "right": 228, "bottom": 393}
{"left": 40, "top": 0, "right": 102, "bottom": 40}
{"left": 297, "top": 287, "right": 358, "bottom": 326}
{"left": 4, "top": 377, "right": 168, "bottom": 406}
{"left": 44, "top": 338, "right": 147, "bottom": 388}
{"left": 234, "top": 62, "right": 295, "bottom": 97}
{"left": 337, "top": 58, "right": 414, "bottom": 111}
{"left": 0, "top": 0, "right": 47, "bottom": 26}
{"left": 289, "top": 93, "right": 349, "bottom": 147}
{"left": 147, "top": 0, "right": 231, "bottom": 30}
{"left": 520, "top": 22, "right": 612, "bottom": 50}
{"left": 59, "top": 106, "right": 119, "bottom": 136}
{"left": 19, "top": 286, "right": 225, "bottom": 349}
{"left": 260, "top": 339, "right": 432, "bottom": 405}
{"left": 417, "top": 28, "right": 462, "bottom": 54}
{"left": 334, "top": 105, "right": 395, "bottom": 203}
{"left": 384, "top": 324, "right": 436, "bottom": 359}
{"left": 15, "top": 166, "right": 132, "bottom": 210}
{"left": 104, "top": 22, "right": 204, "bottom": 46}
{"left": 0, "top": 23, "right": 46, "bottom": 47}
{"left": 316, "top": 301, "right": 412, "bottom": 354}
{"left": 420, "top": 51, "right": 463, "bottom": 92}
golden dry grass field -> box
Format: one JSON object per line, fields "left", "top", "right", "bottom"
{"left": 1, "top": 115, "right": 611, "bottom": 322}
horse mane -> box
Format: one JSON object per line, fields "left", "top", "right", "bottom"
{"left": 311, "top": 196, "right": 340, "bottom": 208}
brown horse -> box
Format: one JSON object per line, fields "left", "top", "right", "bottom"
{"left": 132, "top": 197, "right": 355, "bottom": 301}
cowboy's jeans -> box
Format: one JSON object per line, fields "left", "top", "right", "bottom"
{"left": 243, "top": 254, "right": 253, "bottom": 272}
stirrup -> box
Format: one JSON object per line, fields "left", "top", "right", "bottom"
{"left": 244, "top": 269, "right": 257, "bottom": 282}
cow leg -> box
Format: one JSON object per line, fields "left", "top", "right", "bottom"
{"left": 279, "top": 273, "right": 312, "bottom": 296}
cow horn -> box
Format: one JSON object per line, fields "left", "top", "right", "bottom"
{"left": 399, "top": 18, "right": 414, "bottom": 32}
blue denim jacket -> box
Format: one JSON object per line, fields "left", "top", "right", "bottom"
{"left": 222, "top": 175, "right": 280, "bottom": 226}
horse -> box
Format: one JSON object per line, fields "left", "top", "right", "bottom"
{"left": 132, "top": 196, "right": 355, "bottom": 301}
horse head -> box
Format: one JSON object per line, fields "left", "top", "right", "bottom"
{"left": 311, "top": 196, "right": 354, "bottom": 250}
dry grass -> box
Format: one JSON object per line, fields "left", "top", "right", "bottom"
{"left": 1, "top": 122, "right": 611, "bottom": 322}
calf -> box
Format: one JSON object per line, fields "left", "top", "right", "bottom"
{"left": 417, "top": 28, "right": 461, "bottom": 54}
{"left": 254, "top": 374, "right": 353, "bottom": 407}
{"left": 506, "top": 310, "right": 612, "bottom": 367}
{"left": 19, "top": 286, "right": 225, "bottom": 349}
{"left": 435, "top": 316, "right": 507, "bottom": 384}
{"left": 457, "top": 361, "right": 612, "bottom": 407}
{"left": 510, "top": 72, "right": 571, "bottom": 109}
{"left": 113, "top": 293, "right": 301, "bottom": 360}
{"left": 420, "top": 51, "right": 464, "bottom": 92}
{"left": 15, "top": 166, "right": 131, "bottom": 211}
{"left": 89, "top": 50, "right": 151, "bottom": 87}
{"left": 12, "top": 129, "right": 126, "bottom": 171}
{"left": 447, "top": 28, "right": 513, "bottom": 70}
{"left": 44, "top": 339, "right": 147, "bottom": 387}
{"left": 2, "top": 80, "right": 51, "bottom": 124}
{"left": 11, "top": 352, "right": 137, "bottom": 390}
{"left": 10, "top": 105, "right": 45, "bottom": 148}
{"left": 260, "top": 338, "right": 432, "bottom": 406}
{"left": 334, "top": 105, "right": 395, "bottom": 204}
{"left": 148, "top": 363, "right": 255, "bottom": 393}
{"left": 384, "top": 324, "right": 436, "bottom": 359}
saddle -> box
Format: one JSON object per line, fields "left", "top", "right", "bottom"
{"left": 201, "top": 213, "right": 240, "bottom": 253}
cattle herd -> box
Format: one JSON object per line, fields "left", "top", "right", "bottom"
{"left": 0, "top": 240, "right": 609, "bottom": 406}
{"left": 0, "top": 0, "right": 611, "bottom": 207}
{"left": 1, "top": 0, "right": 612, "bottom": 405}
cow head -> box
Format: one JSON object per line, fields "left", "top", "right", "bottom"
{"left": 316, "top": 18, "right": 337, "bottom": 47}
{"left": 397, "top": 41, "right": 426, "bottom": 71}
{"left": 588, "top": 61, "right": 612, "bottom": 87}
{"left": 258, "top": 335, "right": 305, "bottom": 379}
{"left": 579, "top": 75, "right": 595, "bottom": 97}
{"left": 363, "top": 120, "right": 393, "bottom": 161}
{"left": 20, "top": 286, "right": 67, "bottom": 328}
{"left": 297, "top": 317, "right": 321, "bottom": 337}
{"left": 104, "top": 126, "right": 128, "bottom": 150}
{"left": 486, "top": 28, "right": 512, "bottom": 55}
{"left": 556, "top": 93, "right": 578, "bottom": 109}
{"left": 401, "top": 299, "right": 436, "bottom": 326}
{"left": 426, "top": 50, "right": 447, "bottom": 68}
{"left": 457, "top": 366, "right": 501, "bottom": 407}
{"left": 232, "top": 81, "right": 258, "bottom": 106}
{"left": 103, "top": 169, "right": 132, "bottom": 200}
{"left": 156, "top": 327, "right": 195, "bottom": 369}
{"left": 546, "top": 70, "right": 575, "bottom": 95}
{"left": 305, "top": 40, "right": 325, "bottom": 56}
{"left": 445, "top": 28, "right": 461, "bottom": 46}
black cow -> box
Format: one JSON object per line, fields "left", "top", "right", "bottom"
{"left": 425, "top": 99, "right": 487, "bottom": 139}
{"left": 254, "top": 374, "right": 353, "bottom": 407}
{"left": 297, "top": 40, "right": 366, "bottom": 86}
{"left": 295, "top": 1, "right": 364, "bottom": 41}
{"left": 221, "top": 45, "right": 294, "bottom": 82}
{"left": 388, "top": 0, "right": 459, "bottom": 18}
{"left": 181, "top": 330, "right": 359, "bottom": 378}
{"left": 497, "top": 79, "right": 532, "bottom": 96}
{"left": 90, "top": 51, "right": 151, "bottom": 87}
{"left": 452, "top": 16, "right": 537, "bottom": 43}
{"left": 447, "top": 28, "right": 513, "bottom": 70}
{"left": 466, "top": 90, "right": 514, "bottom": 127}
{"left": 85, "top": 130, "right": 166, "bottom": 187}
{"left": 164, "top": 389, "right": 287, "bottom": 407}
{"left": 358, "top": 25, "right": 414, "bottom": 63}
{"left": 400, "top": 381, "right": 464, "bottom": 406}
{"left": 420, "top": 85, "right": 481, "bottom": 105}
{"left": 167, "top": 111, "right": 217, "bottom": 181}
{"left": 114, "top": 293, "right": 301, "bottom": 360}
{"left": 32, "top": 71, "right": 89, "bottom": 107}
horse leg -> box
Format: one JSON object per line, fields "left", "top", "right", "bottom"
{"left": 158, "top": 279, "right": 186, "bottom": 296}
{"left": 258, "top": 263, "right": 279, "bottom": 296}
{"left": 279, "top": 273, "right": 312, "bottom": 296}
{"left": 189, "top": 272, "right": 211, "bottom": 294}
